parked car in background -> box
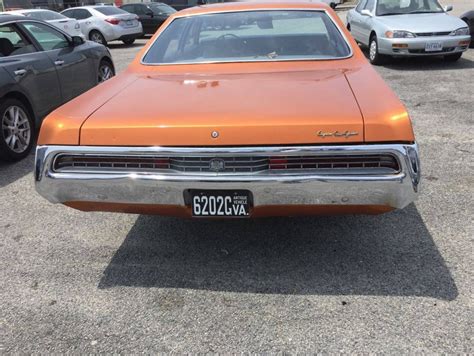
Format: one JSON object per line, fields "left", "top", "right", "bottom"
{"left": 460, "top": 10, "right": 474, "bottom": 48}
{"left": 120, "top": 2, "right": 175, "bottom": 35}
{"left": 0, "top": 15, "right": 114, "bottom": 161}
{"left": 347, "top": 0, "right": 471, "bottom": 64}
{"left": 35, "top": 2, "right": 420, "bottom": 218}
{"left": 159, "top": 0, "right": 221, "bottom": 11}
{"left": 61, "top": 6, "right": 143, "bottom": 45}
{"left": 318, "top": 0, "right": 343, "bottom": 9}
{"left": 4, "top": 9, "right": 84, "bottom": 39}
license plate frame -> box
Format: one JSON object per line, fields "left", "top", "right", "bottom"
{"left": 425, "top": 41, "right": 443, "bottom": 52}
{"left": 184, "top": 189, "right": 253, "bottom": 218}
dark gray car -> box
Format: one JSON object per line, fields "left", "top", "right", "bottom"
{"left": 460, "top": 10, "right": 474, "bottom": 48}
{"left": 0, "top": 15, "right": 115, "bottom": 161}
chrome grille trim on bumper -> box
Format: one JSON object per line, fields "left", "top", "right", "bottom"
{"left": 35, "top": 144, "right": 420, "bottom": 210}
{"left": 52, "top": 153, "right": 400, "bottom": 175}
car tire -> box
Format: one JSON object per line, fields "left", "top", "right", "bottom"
{"left": 98, "top": 59, "right": 115, "bottom": 83}
{"left": 0, "top": 98, "right": 34, "bottom": 162}
{"left": 443, "top": 53, "right": 463, "bottom": 62}
{"left": 122, "top": 39, "right": 135, "bottom": 45}
{"left": 89, "top": 30, "right": 107, "bottom": 46}
{"left": 461, "top": 18, "right": 474, "bottom": 48}
{"left": 369, "top": 34, "right": 387, "bottom": 65}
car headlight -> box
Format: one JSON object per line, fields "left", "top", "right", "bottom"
{"left": 450, "top": 27, "right": 470, "bottom": 36}
{"left": 75, "top": 23, "right": 80, "bottom": 29}
{"left": 385, "top": 30, "right": 416, "bottom": 38}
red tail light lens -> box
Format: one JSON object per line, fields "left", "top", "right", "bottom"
{"left": 269, "top": 157, "right": 288, "bottom": 170}
{"left": 153, "top": 158, "right": 170, "bottom": 169}
{"left": 105, "top": 18, "right": 120, "bottom": 25}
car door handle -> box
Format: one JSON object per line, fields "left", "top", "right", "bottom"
{"left": 14, "top": 69, "right": 27, "bottom": 76}
{"left": 54, "top": 60, "right": 65, "bottom": 66}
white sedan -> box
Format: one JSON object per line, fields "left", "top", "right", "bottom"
{"left": 5, "top": 9, "right": 84, "bottom": 39}
{"left": 61, "top": 6, "right": 143, "bottom": 46}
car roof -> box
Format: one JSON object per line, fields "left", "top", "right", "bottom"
{"left": 122, "top": 2, "right": 166, "bottom": 4}
{"left": 62, "top": 5, "right": 110, "bottom": 10}
{"left": 177, "top": 1, "right": 330, "bottom": 17}
{"left": 11, "top": 9, "right": 55, "bottom": 12}
{"left": 0, "top": 14, "right": 30, "bottom": 23}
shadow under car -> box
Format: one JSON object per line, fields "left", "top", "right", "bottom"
{"left": 99, "top": 204, "right": 457, "bottom": 301}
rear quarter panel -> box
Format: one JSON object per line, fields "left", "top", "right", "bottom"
{"left": 345, "top": 64, "right": 415, "bottom": 143}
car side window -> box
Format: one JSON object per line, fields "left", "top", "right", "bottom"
{"left": 364, "top": 0, "right": 375, "bottom": 12}
{"left": 62, "top": 9, "right": 76, "bottom": 19}
{"left": 22, "top": 22, "right": 69, "bottom": 51}
{"left": 134, "top": 5, "right": 147, "bottom": 15}
{"left": 75, "top": 9, "right": 92, "bottom": 20}
{"left": 121, "top": 5, "right": 134, "bottom": 13}
{"left": 356, "top": 0, "right": 368, "bottom": 12}
{"left": 0, "top": 24, "right": 36, "bottom": 57}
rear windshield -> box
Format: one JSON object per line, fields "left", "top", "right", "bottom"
{"left": 24, "top": 10, "right": 67, "bottom": 21}
{"left": 94, "top": 6, "right": 128, "bottom": 15}
{"left": 142, "top": 10, "right": 351, "bottom": 64}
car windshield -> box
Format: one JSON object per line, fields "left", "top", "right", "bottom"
{"left": 376, "top": 0, "right": 444, "bottom": 16}
{"left": 143, "top": 10, "right": 351, "bottom": 64}
{"left": 94, "top": 6, "right": 128, "bottom": 15}
{"left": 149, "top": 4, "right": 176, "bottom": 15}
{"left": 23, "top": 10, "right": 67, "bottom": 21}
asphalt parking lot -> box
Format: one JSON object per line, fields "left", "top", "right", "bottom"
{"left": 1, "top": 6, "right": 473, "bottom": 353}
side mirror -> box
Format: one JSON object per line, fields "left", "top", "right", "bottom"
{"left": 444, "top": 5, "right": 453, "bottom": 12}
{"left": 146, "top": 10, "right": 153, "bottom": 17}
{"left": 71, "top": 36, "right": 84, "bottom": 46}
{"left": 361, "top": 9, "right": 373, "bottom": 17}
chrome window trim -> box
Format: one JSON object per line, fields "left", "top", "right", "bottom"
{"left": 139, "top": 8, "right": 354, "bottom": 66}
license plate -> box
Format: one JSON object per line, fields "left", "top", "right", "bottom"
{"left": 125, "top": 20, "right": 133, "bottom": 26}
{"left": 185, "top": 190, "right": 252, "bottom": 217}
{"left": 425, "top": 42, "right": 443, "bottom": 52}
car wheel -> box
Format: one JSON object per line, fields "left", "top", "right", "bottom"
{"left": 443, "top": 52, "right": 463, "bottom": 62}
{"left": 98, "top": 60, "right": 115, "bottom": 83}
{"left": 461, "top": 18, "right": 474, "bottom": 48}
{"left": 89, "top": 30, "right": 107, "bottom": 46}
{"left": 122, "top": 39, "right": 135, "bottom": 45}
{"left": 369, "top": 34, "right": 387, "bottom": 65}
{"left": 0, "top": 98, "right": 34, "bottom": 162}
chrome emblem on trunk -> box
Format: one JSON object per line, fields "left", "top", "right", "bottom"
{"left": 317, "top": 130, "right": 359, "bottom": 138}
{"left": 209, "top": 158, "right": 225, "bottom": 172}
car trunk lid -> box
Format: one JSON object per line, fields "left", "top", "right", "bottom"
{"left": 79, "top": 69, "right": 364, "bottom": 146}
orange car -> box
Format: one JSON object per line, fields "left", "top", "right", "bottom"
{"left": 35, "top": 1, "right": 420, "bottom": 218}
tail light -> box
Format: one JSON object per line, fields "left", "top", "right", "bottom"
{"left": 269, "top": 157, "right": 288, "bottom": 170}
{"left": 105, "top": 18, "right": 120, "bottom": 25}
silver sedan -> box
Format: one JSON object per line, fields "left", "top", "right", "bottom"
{"left": 347, "top": 0, "right": 471, "bottom": 64}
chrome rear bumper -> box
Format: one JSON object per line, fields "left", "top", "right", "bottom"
{"left": 35, "top": 144, "right": 420, "bottom": 211}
